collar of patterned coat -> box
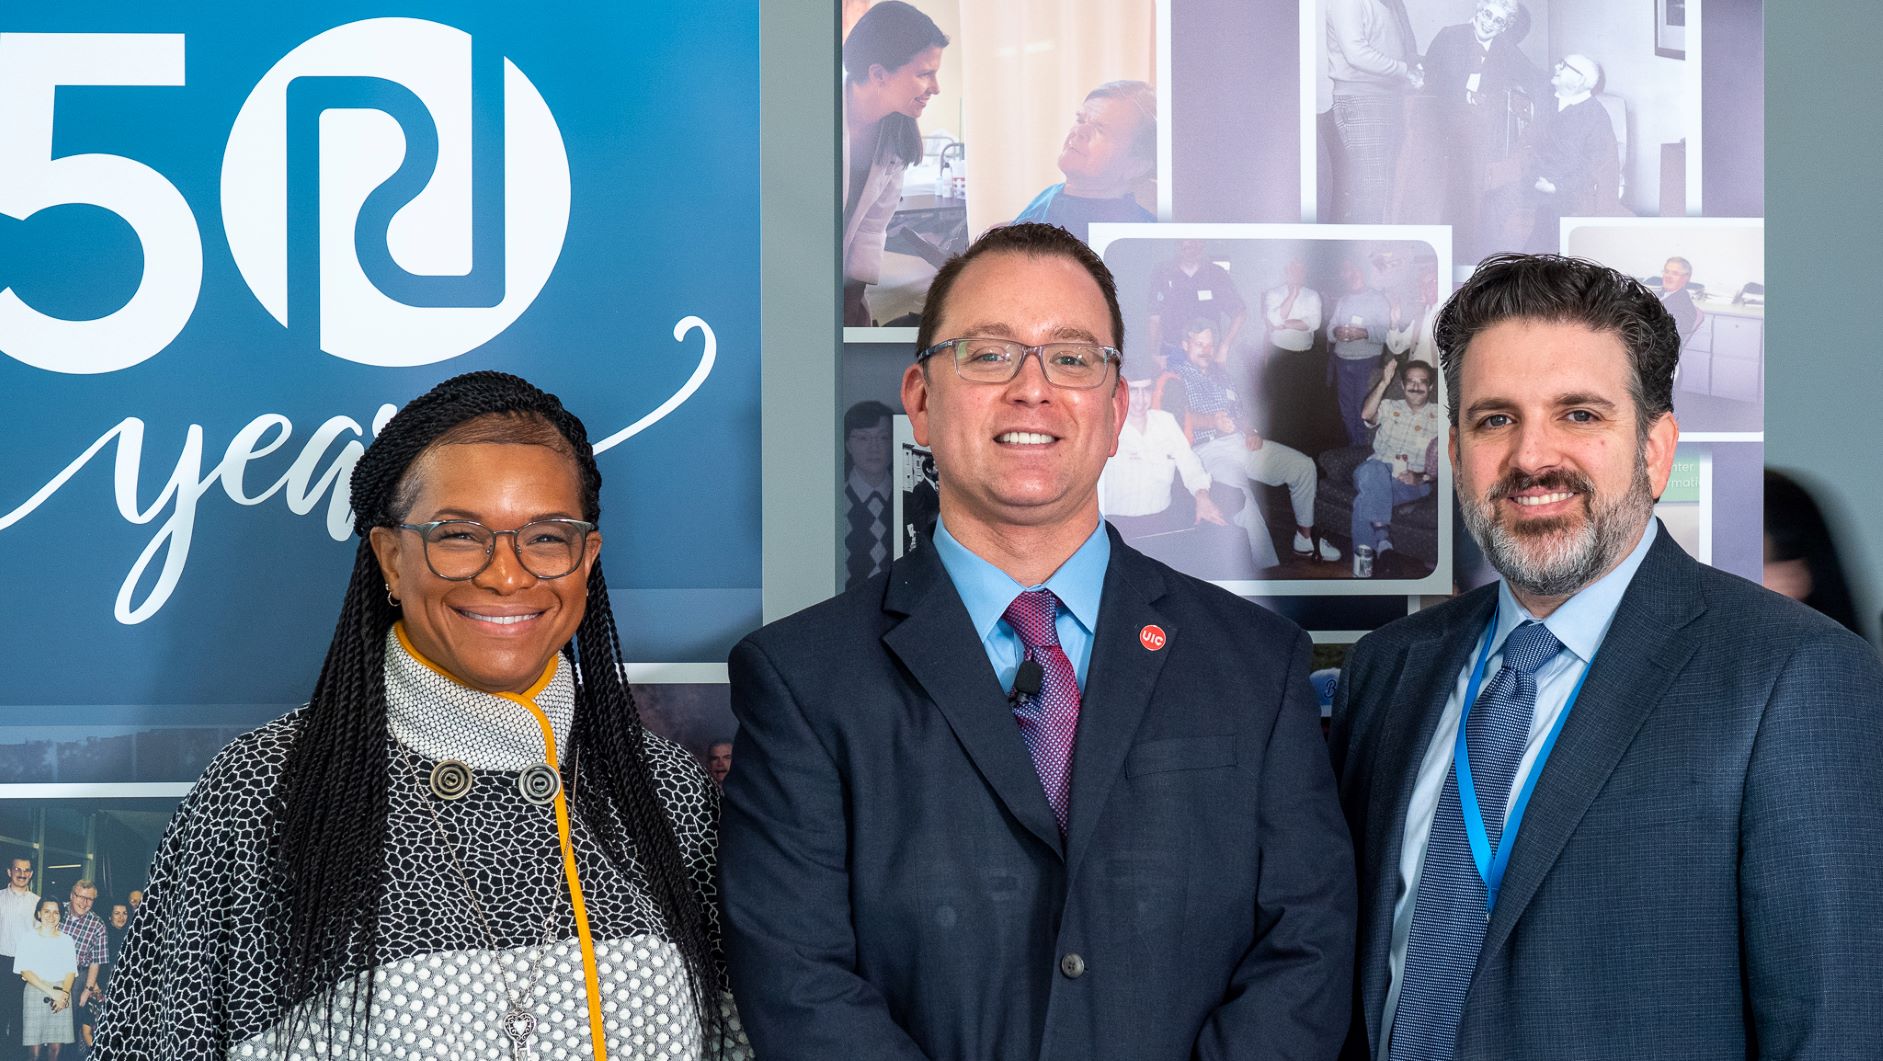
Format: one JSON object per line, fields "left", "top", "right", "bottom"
{"left": 383, "top": 623, "right": 575, "bottom": 770}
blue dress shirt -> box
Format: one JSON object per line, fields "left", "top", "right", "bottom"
{"left": 931, "top": 517, "right": 1109, "bottom": 692}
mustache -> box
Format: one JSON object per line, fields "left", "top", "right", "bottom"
{"left": 1486, "top": 468, "right": 1594, "bottom": 502}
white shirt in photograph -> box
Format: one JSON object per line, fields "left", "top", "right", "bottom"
{"left": 1263, "top": 285, "right": 1323, "bottom": 352}
{"left": 1100, "top": 410, "right": 1211, "bottom": 518}
{"left": 0, "top": 887, "right": 40, "bottom": 957}
{"left": 13, "top": 929, "right": 77, "bottom": 982}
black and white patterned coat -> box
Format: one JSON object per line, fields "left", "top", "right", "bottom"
{"left": 95, "top": 630, "right": 749, "bottom": 1061}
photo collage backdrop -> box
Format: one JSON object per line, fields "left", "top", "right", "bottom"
{"left": 837, "top": 0, "right": 1765, "bottom": 720}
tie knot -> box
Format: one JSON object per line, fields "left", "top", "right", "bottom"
{"left": 1002, "top": 589, "right": 1063, "bottom": 650}
{"left": 1501, "top": 621, "right": 1563, "bottom": 675}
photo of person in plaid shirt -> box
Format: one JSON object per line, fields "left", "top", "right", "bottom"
{"left": 60, "top": 881, "right": 108, "bottom": 1055}
{"left": 1351, "top": 358, "right": 1445, "bottom": 572}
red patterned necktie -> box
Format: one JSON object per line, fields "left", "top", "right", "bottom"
{"left": 1001, "top": 589, "right": 1083, "bottom": 834}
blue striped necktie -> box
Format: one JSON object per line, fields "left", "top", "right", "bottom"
{"left": 1389, "top": 620, "right": 1562, "bottom": 1060}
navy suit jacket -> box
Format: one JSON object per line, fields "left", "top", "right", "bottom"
{"left": 720, "top": 526, "right": 1356, "bottom": 1061}
{"left": 1330, "top": 525, "right": 1883, "bottom": 1059}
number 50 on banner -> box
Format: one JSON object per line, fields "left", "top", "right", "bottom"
{"left": 0, "top": 20, "right": 572, "bottom": 376}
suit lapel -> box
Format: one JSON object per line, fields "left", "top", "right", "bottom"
{"left": 1480, "top": 530, "right": 1705, "bottom": 958}
{"left": 1357, "top": 590, "right": 1493, "bottom": 1055}
{"left": 881, "top": 542, "right": 1067, "bottom": 857}
{"left": 1064, "top": 535, "right": 1172, "bottom": 879}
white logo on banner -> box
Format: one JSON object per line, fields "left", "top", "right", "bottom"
{"left": 222, "top": 17, "right": 571, "bottom": 366}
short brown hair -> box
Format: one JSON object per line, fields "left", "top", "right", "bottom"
{"left": 916, "top": 223, "right": 1125, "bottom": 361}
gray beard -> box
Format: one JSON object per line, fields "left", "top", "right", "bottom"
{"left": 1459, "top": 453, "right": 1655, "bottom": 600}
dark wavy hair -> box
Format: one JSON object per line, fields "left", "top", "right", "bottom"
{"left": 842, "top": 0, "right": 949, "bottom": 166}
{"left": 272, "top": 370, "right": 724, "bottom": 1050}
{"left": 1765, "top": 468, "right": 1863, "bottom": 636}
{"left": 1434, "top": 253, "right": 1680, "bottom": 439}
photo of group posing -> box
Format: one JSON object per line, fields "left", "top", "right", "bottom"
{"left": 1092, "top": 228, "right": 1452, "bottom": 592}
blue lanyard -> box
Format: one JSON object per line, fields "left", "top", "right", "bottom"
{"left": 1452, "top": 614, "right": 1594, "bottom": 913}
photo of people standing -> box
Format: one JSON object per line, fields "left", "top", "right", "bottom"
{"left": 1318, "top": 0, "right": 1690, "bottom": 262}
{"left": 0, "top": 797, "right": 178, "bottom": 1061}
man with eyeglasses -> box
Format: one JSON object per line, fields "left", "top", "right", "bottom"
{"left": 720, "top": 222, "right": 1355, "bottom": 1061}
{"left": 1420, "top": 0, "right": 1541, "bottom": 258}
{"left": 1516, "top": 54, "right": 1618, "bottom": 250}
{"left": 64, "top": 879, "right": 108, "bottom": 1051}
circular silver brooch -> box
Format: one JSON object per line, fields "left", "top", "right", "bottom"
{"left": 517, "top": 763, "right": 562, "bottom": 805}
{"left": 427, "top": 759, "right": 474, "bottom": 801}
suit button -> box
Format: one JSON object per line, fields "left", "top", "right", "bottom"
{"left": 1059, "top": 953, "right": 1085, "bottom": 979}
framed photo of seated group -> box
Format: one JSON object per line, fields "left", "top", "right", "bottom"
{"left": 1090, "top": 222, "right": 1454, "bottom": 597}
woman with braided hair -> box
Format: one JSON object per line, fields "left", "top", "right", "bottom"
{"left": 96, "top": 372, "right": 749, "bottom": 1060}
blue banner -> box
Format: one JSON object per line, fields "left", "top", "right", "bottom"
{"left": 0, "top": 4, "right": 762, "bottom": 719}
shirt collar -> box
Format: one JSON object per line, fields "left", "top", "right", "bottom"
{"left": 1556, "top": 89, "right": 1593, "bottom": 109}
{"left": 383, "top": 624, "right": 575, "bottom": 770}
{"left": 847, "top": 467, "right": 889, "bottom": 499}
{"left": 1493, "top": 519, "right": 1657, "bottom": 664}
{"left": 932, "top": 517, "right": 1109, "bottom": 641}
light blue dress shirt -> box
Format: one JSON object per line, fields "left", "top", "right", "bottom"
{"left": 1380, "top": 521, "right": 1659, "bottom": 1058}
{"left": 931, "top": 517, "right": 1109, "bottom": 692}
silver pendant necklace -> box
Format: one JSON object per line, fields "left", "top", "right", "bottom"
{"left": 399, "top": 742, "right": 577, "bottom": 1061}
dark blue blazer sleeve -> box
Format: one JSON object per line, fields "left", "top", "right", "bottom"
{"left": 1740, "top": 631, "right": 1883, "bottom": 1056}
{"left": 716, "top": 634, "right": 934, "bottom": 1061}
{"left": 1194, "top": 628, "right": 1357, "bottom": 1061}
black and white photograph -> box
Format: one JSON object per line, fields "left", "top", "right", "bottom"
{"left": 1564, "top": 217, "right": 1764, "bottom": 435}
{"left": 891, "top": 416, "right": 940, "bottom": 558}
{"left": 1313, "top": 0, "right": 1698, "bottom": 267}
{"left": 1091, "top": 224, "right": 1452, "bottom": 594}
{"left": 841, "top": 0, "right": 1160, "bottom": 338}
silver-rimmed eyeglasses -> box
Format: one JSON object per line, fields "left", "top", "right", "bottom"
{"left": 916, "top": 337, "right": 1122, "bottom": 389}
{"left": 396, "top": 519, "right": 597, "bottom": 581}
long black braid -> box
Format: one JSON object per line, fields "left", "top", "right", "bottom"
{"left": 272, "top": 370, "right": 726, "bottom": 1052}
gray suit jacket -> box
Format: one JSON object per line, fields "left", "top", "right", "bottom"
{"left": 720, "top": 526, "right": 1355, "bottom": 1061}
{"left": 1330, "top": 525, "right": 1883, "bottom": 1059}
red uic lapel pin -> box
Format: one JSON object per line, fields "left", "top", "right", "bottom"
{"left": 1139, "top": 625, "right": 1167, "bottom": 651}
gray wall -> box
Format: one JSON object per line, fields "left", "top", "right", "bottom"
{"left": 1768, "top": 0, "right": 1881, "bottom": 643}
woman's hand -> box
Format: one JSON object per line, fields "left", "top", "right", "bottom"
{"left": 48, "top": 985, "right": 70, "bottom": 1012}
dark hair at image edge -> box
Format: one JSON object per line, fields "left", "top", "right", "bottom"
{"left": 1434, "top": 253, "right": 1680, "bottom": 437}
{"left": 842, "top": 0, "right": 949, "bottom": 166}
{"left": 1764, "top": 468, "right": 1863, "bottom": 635}
{"left": 916, "top": 222, "right": 1126, "bottom": 363}
{"left": 272, "top": 370, "right": 726, "bottom": 1050}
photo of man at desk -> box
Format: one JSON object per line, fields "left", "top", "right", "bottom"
{"left": 1566, "top": 220, "right": 1766, "bottom": 435}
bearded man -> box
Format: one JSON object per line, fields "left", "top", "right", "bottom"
{"left": 1327, "top": 253, "right": 1883, "bottom": 1060}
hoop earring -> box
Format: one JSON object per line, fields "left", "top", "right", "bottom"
{"left": 386, "top": 583, "right": 401, "bottom": 608}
